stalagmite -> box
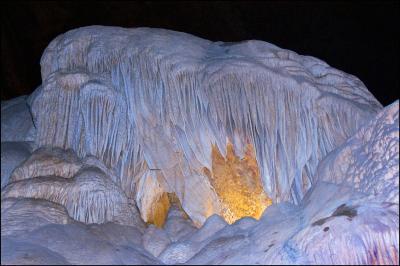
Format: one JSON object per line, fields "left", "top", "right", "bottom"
{"left": 2, "top": 150, "right": 144, "bottom": 228}
{"left": 9, "top": 147, "right": 82, "bottom": 182}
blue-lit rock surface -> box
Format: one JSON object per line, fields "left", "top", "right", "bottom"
{"left": 1, "top": 26, "right": 398, "bottom": 265}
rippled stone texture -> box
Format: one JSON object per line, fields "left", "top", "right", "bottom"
{"left": 1, "top": 26, "right": 398, "bottom": 265}
{"left": 26, "top": 26, "right": 381, "bottom": 225}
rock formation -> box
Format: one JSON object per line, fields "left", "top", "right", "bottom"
{"left": 1, "top": 26, "right": 398, "bottom": 265}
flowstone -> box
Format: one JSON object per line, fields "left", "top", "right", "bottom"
{"left": 1, "top": 26, "right": 398, "bottom": 265}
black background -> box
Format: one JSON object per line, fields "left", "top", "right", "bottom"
{"left": 1, "top": 1, "right": 399, "bottom": 105}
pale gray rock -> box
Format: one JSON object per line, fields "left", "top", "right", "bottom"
{"left": 159, "top": 241, "right": 199, "bottom": 265}
{"left": 1, "top": 95, "right": 36, "bottom": 142}
{"left": 1, "top": 197, "right": 71, "bottom": 238}
{"left": 184, "top": 214, "right": 227, "bottom": 243}
{"left": 163, "top": 206, "right": 197, "bottom": 242}
{"left": 314, "top": 100, "right": 399, "bottom": 204}
{"left": 1, "top": 141, "right": 32, "bottom": 189}
{"left": 184, "top": 181, "right": 398, "bottom": 265}
{"left": 187, "top": 233, "right": 251, "bottom": 265}
{"left": 10, "top": 146, "right": 82, "bottom": 182}
{"left": 2, "top": 158, "right": 144, "bottom": 228}
{"left": 20, "top": 223, "right": 157, "bottom": 265}
{"left": 142, "top": 225, "right": 171, "bottom": 257}
{"left": 230, "top": 216, "right": 258, "bottom": 230}
{"left": 1, "top": 198, "right": 159, "bottom": 265}
{"left": 88, "top": 222, "right": 143, "bottom": 247}
{"left": 1, "top": 237, "right": 70, "bottom": 265}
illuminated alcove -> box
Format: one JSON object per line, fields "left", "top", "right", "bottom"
{"left": 144, "top": 141, "right": 272, "bottom": 227}
{"left": 144, "top": 192, "right": 190, "bottom": 228}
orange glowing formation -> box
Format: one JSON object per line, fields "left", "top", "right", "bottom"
{"left": 206, "top": 142, "right": 272, "bottom": 224}
{"left": 146, "top": 192, "right": 189, "bottom": 228}
{"left": 147, "top": 142, "right": 272, "bottom": 227}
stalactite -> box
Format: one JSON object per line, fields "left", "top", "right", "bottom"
{"left": 1, "top": 26, "right": 398, "bottom": 265}
{"left": 30, "top": 26, "right": 382, "bottom": 225}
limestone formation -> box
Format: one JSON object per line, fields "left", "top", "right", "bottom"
{"left": 1, "top": 26, "right": 398, "bottom": 265}
{"left": 25, "top": 26, "right": 382, "bottom": 226}
{"left": 9, "top": 147, "right": 82, "bottom": 182}
{"left": 1, "top": 142, "right": 32, "bottom": 189}
{"left": 314, "top": 100, "right": 399, "bottom": 204}
{"left": 1, "top": 96, "right": 36, "bottom": 143}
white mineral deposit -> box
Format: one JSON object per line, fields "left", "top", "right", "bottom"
{"left": 1, "top": 26, "right": 398, "bottom": 265}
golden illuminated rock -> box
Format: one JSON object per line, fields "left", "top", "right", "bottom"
{"left": 146, "top": 192, "right": 190, "bottom": 228}
{"left": 145, "top": 142, "right": 272, "bottom": 227}
{"left": 207, "top": 142, "right": 272, "bottom": 224}
{"left": 145, "top": 192, "right": 170, "bottom": 228}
